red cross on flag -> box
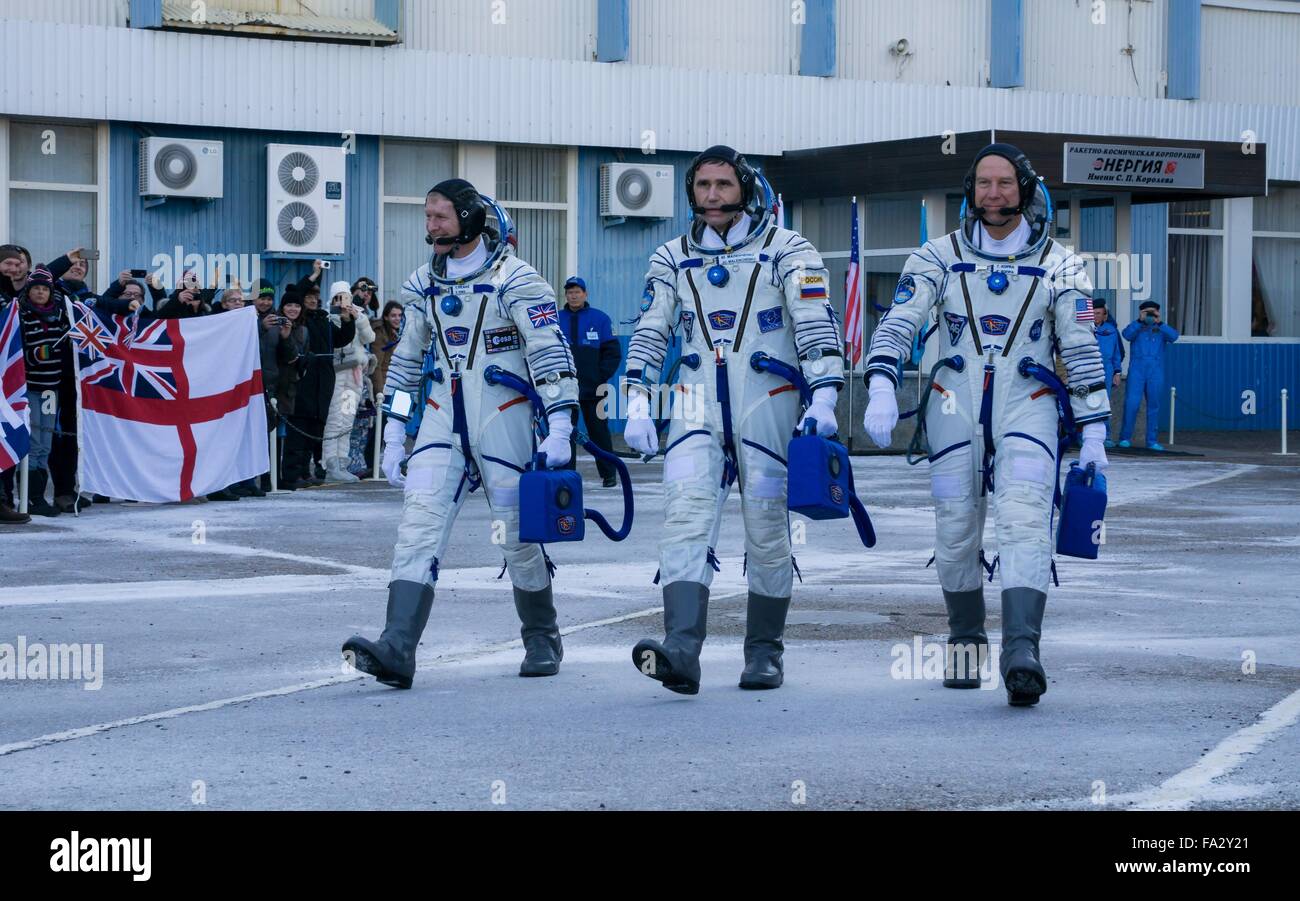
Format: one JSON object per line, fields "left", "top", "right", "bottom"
{"left": 68, "top": 302, "right": 269, "bottom": 502}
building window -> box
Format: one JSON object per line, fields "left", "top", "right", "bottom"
{"left": 380, "top": 139, "right": 457, "bottom": 304}
{"left": 1251, "top": 186, "right": 1300, "bottom": 338}
{"left": 6, "top": 121, "right": 99, "bottom": 289}
{"left": 799, "top": 193, "right": 927, "bottom": 370}
{"left": 1167, "top": 199, "right": 1224, "bottom": 336}
{"left": 496, "top": 146, "right": 569, "bottom": 294}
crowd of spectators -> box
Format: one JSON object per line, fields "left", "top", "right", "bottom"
{"left": 1, "top": 247, "right": 396, "bottom": 524}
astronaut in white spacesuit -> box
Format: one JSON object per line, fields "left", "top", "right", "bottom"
{"left": 342, "top": 179, "right": 578, "bottom": 689}
{"left": 623, "top": 146, "right": 845, "bottom": 695}
{"left": 862, "top": 144, "right": 1110, "bottom": 706}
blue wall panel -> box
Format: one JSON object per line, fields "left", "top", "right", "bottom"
{"left": 799, "top": 0, "right": 836, "bottom": 77}
{"left": 1163, "top": 342, "right": 1299, "bottom": 431}
{"left": 109, "top": 123, "right": 380, "bottom": 303}
{"left": 596, "top": 0, "right": 629, "bottom": 63}
{"left": 1166, "top": 0, "right": 1202, "bottom": 100}
{"left": 990, "top": 0, "right": 1025, "bottom": 88}
{"left": 576, "top": 148, "right": 697, "bottom": 431}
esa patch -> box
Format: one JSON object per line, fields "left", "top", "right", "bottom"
{"left": 680, "top": 310, "right": 695, "bottom": 342}
{"left": 757, "top": 307, "right": 785, "bottom": 333}
{"left": 526, "top": 302, "right": 558, "bottom": 328}
{"left": 1028, "top": 318, "right": 1044, "bottom": 341}
{"left": 944, "top": 312, "right": 968, "bottom": 346}
{"left": 708, "top": 310, "right": 738, "bottom": 330}
{"left": 894, "top": 275, "right": 916, "bottom": 304}
{"left": 980, "top": 314, "right": 1011, "bottom": 336}
{"left": 483, "top": 326, "right": 521, "bottom": 354}
{"left": 445, "top": 326, "right": 470, "bottom": 346}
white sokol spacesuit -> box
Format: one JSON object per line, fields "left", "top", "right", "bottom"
{"left": 322, "top": 280, "right": 376, "bottom": 482}
{"left": 624, "top": 146, "right": 844, "bottom": 695}
{"left": 343, "top": 181, "right": 578, "bottom": 689}
{"left": 863, "top": 144, "right": 1110, "bottom": 706}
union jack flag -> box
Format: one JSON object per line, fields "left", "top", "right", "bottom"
{"left": 74, "top": 304, "right": 180, "bottom": 400}
{"left": 1, "top": 301, "right": 30, "bottom": 471}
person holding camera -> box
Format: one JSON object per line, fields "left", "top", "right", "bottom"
{"left": 158, "top": 270, "right": 212, "bottom": 319}
{"left": 1118, "top": 300, "right": 1179, "bottom": 451}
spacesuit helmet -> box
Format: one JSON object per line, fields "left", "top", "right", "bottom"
{"left": 425, "top": 180, "right": 517, "bottom": 283}
{"left": 960, "top": 143, "right": 1053, "bottom": 258}
{"left": 685, "top": 145, "right": 775, "bottom": 252}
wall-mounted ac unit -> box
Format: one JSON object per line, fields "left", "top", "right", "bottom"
{"left": 139, "top": 138, "right": 224, "bottom": 198}
{"left": 266, "top": 144, "right": 347, "bottom": 254}
{"left": 600, "top": 163, "right": 674, "bottom": 218}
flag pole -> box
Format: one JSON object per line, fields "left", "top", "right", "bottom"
{"left": 846, "top": 196, "right": 857, "bottom": 450}
{"left": 18, "top": 455, "right": 28, "bottom": 514}
{"left": 66, "top": 298, "right": 86, "bottom": 512}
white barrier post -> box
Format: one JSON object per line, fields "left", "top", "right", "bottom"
{"left": 268, "top": 398, "right": 281, "bottom": 493}
{"left": 1278, "top": 388, "right": 1294, "bottom": 457}
{"left": 1168, "top": 386, "right": 1176, "bottom": 446}
{"left": 373, "top": 404, "right": 384, "bottom": 481}
{"left": 18, "top": 456, "right": 29, "bottom": 514}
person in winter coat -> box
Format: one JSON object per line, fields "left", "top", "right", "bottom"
{"left": 280, "top": 282, "right": 356, "bottom": 489}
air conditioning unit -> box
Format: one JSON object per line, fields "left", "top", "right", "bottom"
{"left": 138, "top": 138, "right": 224, "bottom": 198}
{"left": 266, "top": 144, "right": 347, "bottom": 255}
{"left": 600, "top": 163, "right": 674, "bottom": 218}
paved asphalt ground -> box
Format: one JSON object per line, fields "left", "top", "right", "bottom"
{"left": 1, "top": 450, "right": 1297, "bottom": 811}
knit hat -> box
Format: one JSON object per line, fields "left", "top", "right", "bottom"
{"left": 1139, "top": 301, "right": 1160, "bottom": 312}
{"left": 280, "top": 285, "right": 303, "bottom": 309}
{"left": 1091, "top": 297, "right": 1107, "bottom": 309}
{"left": 26, "top": 267, "right": 54, "bottom": 289}
{"left": 329, "top": 280, "right": 352, "bottom": 300}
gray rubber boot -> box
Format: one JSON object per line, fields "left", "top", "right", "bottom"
{"left": 739, "top": 592, "right": 791, "bottom": 690}
{"left": 341, "top": 580, "right": 434, "bottom": 690}
{"left": 1000, "top": 587, "right": 1048, "bottom": 706}
{"left": 631, "top": 581, "right": 709, "bottom": 695}
{"left": 942, "top": 588, "right": 988, "bottom": 689}
{"left": 514, "top": 584, "right": 563, "bottom": 677}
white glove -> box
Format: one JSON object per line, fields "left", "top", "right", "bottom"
{"left": 863, "top": 375, "right": 899, "bottom": 449}
{"left": 803, "top": 387, "right": 839, "bottom": 437}
{"left": 538, "top": 411, "right": 573, "bottom": 469}
{"left": 382, "top": 418, "right": 407, "bottom": 488}
{"left": 1078, "top": 422, "right": 1109, "bottom": 472}
{"left": 623, "top": 390, "right": 659, "bottom": 457}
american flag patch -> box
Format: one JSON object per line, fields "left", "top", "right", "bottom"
{"left": 526, "top": 302, "right": 559, "bottom": 328}
{"left": 1074, "top": 297, "right": 1094, "bottom": 323}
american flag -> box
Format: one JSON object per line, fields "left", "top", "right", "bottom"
{"left": 843, "top": 196, "right": 863, "bottom": 369}
{"left": 1074, "top": 296, "right": 1095, "bottom": 323}
{"left": 0, "top": 301, "right": 30, "bottom": 471}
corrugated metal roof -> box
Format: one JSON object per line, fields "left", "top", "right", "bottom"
{"left": 2, "top": 19, "right": 1296, "bottom": 182}
{"left": 159, "top": 0, "right": 396, "bottom": 40}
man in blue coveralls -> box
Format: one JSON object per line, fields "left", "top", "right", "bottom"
{"left": 558, "top": 276, "right": 622, "bottom": 487}
{"left": 1119, "top": 300, "right": 1179, "bottom": 451}
{"left": 1093, "top": 298, "right": 1125, "bottom": 448}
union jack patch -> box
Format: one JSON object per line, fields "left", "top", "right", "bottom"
{"left": 527, "top": 302, "right": 559, "bottom": 328}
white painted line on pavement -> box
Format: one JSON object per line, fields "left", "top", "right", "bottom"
{"left": 1127, "top": 686, "right": 1300, "bottom": 810}
{"left": 0, "top": 603, "right": 668, "bottom": 759}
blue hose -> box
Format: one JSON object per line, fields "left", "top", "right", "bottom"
{"left": 484, "top": 365, "right": 635, "bottom": 541}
